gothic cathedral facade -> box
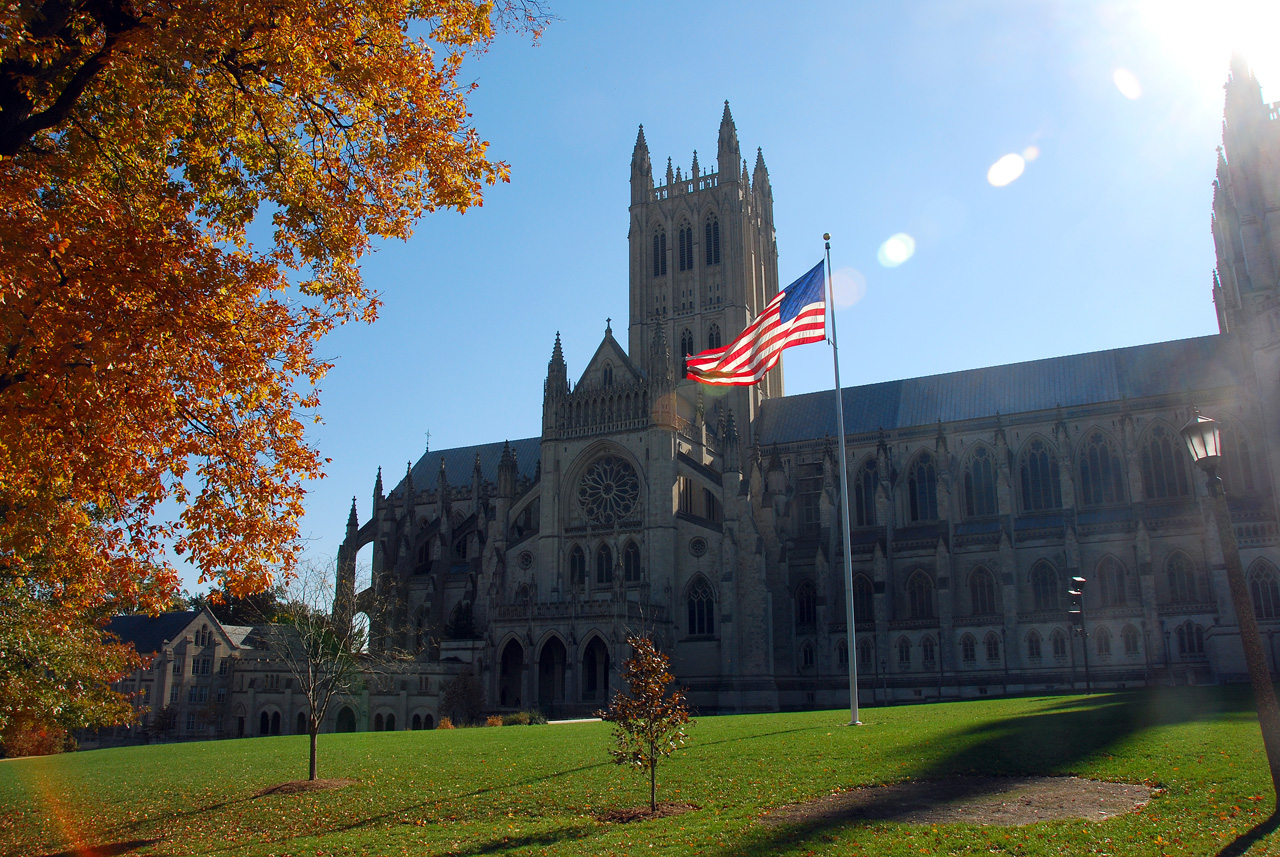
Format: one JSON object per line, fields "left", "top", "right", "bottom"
{"left": 331, "top": 62, "right": 1280, "bottom": 728}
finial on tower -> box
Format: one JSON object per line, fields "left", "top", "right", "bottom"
{"left": 718, "top": 100, "right": 740, "bottom": 174}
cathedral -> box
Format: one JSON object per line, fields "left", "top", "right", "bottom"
{"left": 328, "top": 60, "right": 1280, "bottom": 728}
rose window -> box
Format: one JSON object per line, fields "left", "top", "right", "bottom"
{"left": 577, "top": 455, "right": 640, "bottom": 525}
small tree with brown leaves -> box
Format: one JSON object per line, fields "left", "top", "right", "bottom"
{"left": 597, "top": 635, "right": 693, "bottom": 812}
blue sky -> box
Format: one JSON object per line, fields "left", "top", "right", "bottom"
{"left": 182, "top": 0, "right": 1280, "bottom": 589}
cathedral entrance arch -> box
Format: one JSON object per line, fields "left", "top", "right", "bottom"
{"left": 499, "top": 638, "right": 525, "bottom": 708}
{"left": 336, "top": 706, "right": 357, "bottom": 733}
{"left": 581, "top": 635, "right": 610, "bottom": 703}
{"left": 537, "top": 636, "right": 567, "bottom": 711}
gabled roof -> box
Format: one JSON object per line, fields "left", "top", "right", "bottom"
{"left": 106, "top": 611, "right": 199, "bottom": 656}
{"left": 393, "top": 437, "right": 541, "bottom": 499}
{"left": 757, "top": 334, "right": 1245, "bottom": 444}
{"left": 222, "top": 625, "right": 257, "bottom": 648}
{"left": 577, "top": 325, "right": 642, "bottom": 389}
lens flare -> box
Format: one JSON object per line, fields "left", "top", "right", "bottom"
{"left": 987, "top": 154, "right": 1026, "bottom": 187}
{"left": 1113, "top": 68, "right": 1143, "bottom": 99}
{"left": 1022, "top": 145, "right": 1040, "bottom": 162}
{"left": 877, "top": 234, "right": 915, "bottom": 268}
{"left": 831, "top": 267, "right": 867, "bottom": 307}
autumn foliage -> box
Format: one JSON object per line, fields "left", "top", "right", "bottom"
{"left": 598, "top": 635, "right": 693, "bottom": 812}
{"left": 0, "top": 0, "right": 541, "bottom": 735}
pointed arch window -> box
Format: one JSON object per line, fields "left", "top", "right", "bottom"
{"left": 1250, "top": 561, "right": 1280, "bottom": 620}
{"left": 1122, "top": 625, "right": 1140, "bottom": 657}
{"left": 907, "top": 570, "right": 935, "bottom": 620}
{"left": 963, "top": 446, "right": 998, "bottom": 517}
{"left": 1079, "top": 430, "right": 1126, "bottom": 506}
{"left": 969, "top": 566, "right": 996, "bottom": 615}
{"left": 569, "top": 545, "right": 586, "bottom": 586}
{"left": 854, "top": 458, "right": 879, "bottom": 527}
{"left": 794, "top": 580, "right": 817, "bottom": 631}
{"left": 602, "top": 363, "right": 613, "bottom": 388}
{"left": 623, "top": 540, "right": 642, "bottom": 584}
{"left": 1222, "top": 423, "right": 1264, "bottom": 496}
{"left": 678, "top": 222, "right": 694, "bottom": 271}
{"left": 1140, "top": 425, "right": 1191, "bottom": 500}
{"left": 960, "top": 634, "right": 976, "bottom": 664}
{"left": 1019, "top": 438, "right": 1062, "bottom": 511}
{"left": 1095, "top": 626, "right": 1112, "bottom": 658}
{"left": 837, "top": 639, "right": 849, "bottom": 667}
{"left": 1051, "top": 629, "right": 1068, "bottom": 659}
{"left": 704, "top": 214, "right": 721, "bottom": 265}
{"left": 857, "top": 638, "right": 873, "bottom": 668}
{"left": 1176, "top": 621, "right": 1205, "bottom": 658}
{"left": 908, "top": 453, "right": 938, "bottom": 522}
{"left": 984, "top": 632, "right": 1001, "bottom": 662}
{"left": 1166, "top": 551, "right": 1198, "bottom": 603}
{"left": 1026, "top": 630, "right": 1043, "bottom": 662}
{"left": 921, "top": 635, "right": 937, "bottom": 666}
{"left": 706, "top": 323, "right": 722, "bottom": 351}
{"left": 852, "top": 575, "right": 874, "bottom": 625}
{"left": 1097, "top": 556, "right": 1127, "bottom": 607}
{"left": 595, "top": 544, "right": 613, "bottom": 585}
{"left": 897, "top": 637, "right": 911, "bottom": 667}
{"left": 687, "top": 576, "right": 716, "bottom": 636}
{"left": 652, "top": 229, "right": 667, "bottom": 276}
{"left": 1031, "top": 561, "right": 1060, "bottom": 611}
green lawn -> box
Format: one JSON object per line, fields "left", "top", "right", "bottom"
{"left": 2, "top": 688, "right": 1278, "bottom": 857}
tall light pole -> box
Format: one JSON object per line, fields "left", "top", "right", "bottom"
{"left": 1180, "top": 410, "right": 1280, "bottom": 796}
{"left": 1068, "top": 575, "right": 1091, "bottom": 695}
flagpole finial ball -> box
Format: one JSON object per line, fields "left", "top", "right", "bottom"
{"left": 823, "top": 233, "right": 831, "bottom": 241}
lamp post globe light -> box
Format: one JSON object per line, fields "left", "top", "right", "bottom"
{"left": 1180, "top": 410, "right": 1280, "bottom": 796}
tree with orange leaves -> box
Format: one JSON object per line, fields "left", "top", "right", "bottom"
{"left": 0, "top": 0, "right": 547, "bottom": 735}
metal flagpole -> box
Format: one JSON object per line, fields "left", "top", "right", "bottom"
{"left": 825, "top": 233, "right": 861, "bottom": 726}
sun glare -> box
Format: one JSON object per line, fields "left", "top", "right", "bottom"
{"left": 1136, "top": 0, "right": 1280, "bottom": 101}
{"left": 1113, "top": 68, "right": 1143, "bottom": 99}
{"left": 877, "top": 234, "right": 915, "bottom": 268}
{"left": 987, "top": 154, "right": 1026, "bottom": 188}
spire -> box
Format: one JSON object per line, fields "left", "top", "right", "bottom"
{"left": 666, "top": 156, "right": 674, "bottom": 187}
{"left": 717, "top": 100, "right": 740, "bottom": 175}
{"left": 404, "top": 460, "right": 415, "bottom": 498}
{"left": 372, "top": 466, "right": 384, "bottom": 515}
{"left": 497, "top": 440, "right": 517, "bottom": 498}
{"left": 691, "top": 150, "right": 700, "bottom": 180}
{"left": 753, "top": 146, "right": 771, "bottom": 198}
{"left": 346, "top": 496, "right": 359, "bottom": 535}
{"left": 631, "top": 124, "right": 654, "bottom": 204}
{"left": 545, "top": 332, "right": 568, "bottom": 397}
{"left": 437, "top": 455, "right": 451, "bottom": 511}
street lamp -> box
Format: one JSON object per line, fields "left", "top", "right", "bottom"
{"left": 1180, "top": 409, "right": 1280, "bottom": 795}
{"left": 1068, "top": 576, "right": 1091, "bottom": 694}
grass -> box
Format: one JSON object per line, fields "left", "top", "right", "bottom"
{"left": 1, "top": 687, "right": 1278, "bottom": 856}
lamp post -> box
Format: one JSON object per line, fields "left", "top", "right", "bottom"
{"left": 1180, "top": 410, "right": 1280, "bottom": 795}
{"left": 1068, "top": 576, "right": 1091, "bottom": 694}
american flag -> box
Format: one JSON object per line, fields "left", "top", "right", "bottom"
{"left": 685, "top": 260, "right": 827, "bottom": 386}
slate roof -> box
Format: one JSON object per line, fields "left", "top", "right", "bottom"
{"left": 757, "top": 334, "right": 1246, "bottom": 445}
{"left": 391, "top": 437, "right": 541, "bottom": 499}
{"left": 106, "top": 611, "right": 198, "bottom": 656}
{"left": 222, "top": 625, "right": 257, "bottom": 648}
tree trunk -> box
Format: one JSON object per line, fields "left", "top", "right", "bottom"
{"left": 310, "top": 728, "right": 318, "bottom": 781}
{"left": 649, "top": 749, "right": 657, "bottom": 812}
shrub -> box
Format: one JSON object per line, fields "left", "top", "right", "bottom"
{"left": 438, "top": 716, "right": 454, "bottom": 730}
{"left": 485, "top": 715, "right": 503, "bottom": 727}
{"left": 526, "top": 709, "right": 549, "bottom": 725}
{"left": 502, "top": 711, "right": 530, "bottom": 726}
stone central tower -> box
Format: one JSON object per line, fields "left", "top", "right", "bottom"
{"left": 627, "top": 104, "right": 782, "bottom": 435}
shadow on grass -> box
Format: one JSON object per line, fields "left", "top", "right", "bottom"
{"left": 428, "top": 823, "right": 597, "bottom": 857}
{"left": 39, "top": 839, "right": 160, "bottom": 857}
{"left": 711, "top": 686, "right": 1259, "bottom": 856}
{"left": 1218, "top": 811, "right": 1280, "bottom": 857}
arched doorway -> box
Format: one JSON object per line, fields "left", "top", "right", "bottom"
{"left": 270, "top": 711, "right": 281, "bottom": 735}
{"left": 582, "top": 636, "right": 610, "bottom": 702}
{"left": 336, "top": 706, "right": 357, "bottom": 733}
{"left": 385, "top": 713, "right": 396, "bottom": 731}
{"left": 374, "top": 713, "right": 384, "bottom": 731}
{"left": 412, "top": 713, "right": 422, "bottom": 730}
{"left": 499, "top": 639, "right": 525, "bottom": 707}
{"left": 296, "top": 712, "right": 308, "bottom": 734}
{"left": 259, "top": 711, "right": 269, "bottom": 736}
{"left": 537, "top": 637, "right": 567, "bottom": 711}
